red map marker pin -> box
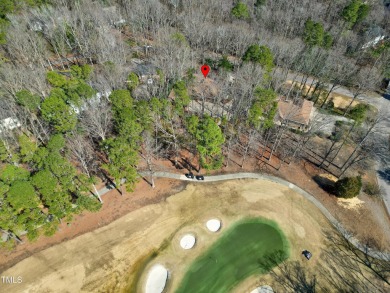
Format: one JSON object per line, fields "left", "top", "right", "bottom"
{"left": 201, "top": 64, "right": 210, "bottom": 78}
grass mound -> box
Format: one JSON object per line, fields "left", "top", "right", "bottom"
{"left": 176, "top": 218, "right": 289, "bottom": 293}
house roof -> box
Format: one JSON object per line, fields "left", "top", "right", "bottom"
{"left": 278, "top": 99, "right": 314, "bottom": 125}
{"left": 133, "top": 63, "right": 158, "bottom": 77}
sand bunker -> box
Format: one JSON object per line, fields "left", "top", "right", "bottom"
{"left": 206, "top": 219, "right": 221, "bottom": 232}
{"left": 145, "top": 264, "right": 168, "bottom": 293}
{"left": 337, "top": 197, "right": 365, "bottom": 210}
{"left": 250, "top": 285, "right": 274, "bottom": 293}
{"left": 180, "top": 234, "right": 196, "bottom": 249}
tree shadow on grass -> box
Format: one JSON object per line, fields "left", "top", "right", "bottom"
{"left": 260, "top": 229, "right": 390, "bottom": 292}
{"left": 320, "top": 229, "right": 390, "bottom": 292}
{"left": 258, "top": 250, "right": 318, "bottom": 292}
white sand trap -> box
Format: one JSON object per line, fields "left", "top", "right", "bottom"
{"left": 145, "top": 264, "right": 168, "bottom": 293}
{"left": 206, "top": 219, "right": 221, "bottom": 232}
{"left": 180, "top": 234, "right": 196, "bottom": 249}
{"left": 250, "top": 285, "right": 274, "bottom": 293}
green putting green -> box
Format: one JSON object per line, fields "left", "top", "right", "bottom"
{"left": 175, "top": 218, "right": 289, "bottom": 293}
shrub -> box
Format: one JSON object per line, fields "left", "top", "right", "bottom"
{"left": 15, "top": 90, "right": 41, "bottom": 111}
{"left": 218, "top": 55, "right": 234, "bottom": 71}
{"left": 334, "top": 176, "right": 362, "bottom": 198}
{"left": 70, "top": 65, "right": 92, "bottom": 80}
{"left": 325, "top": 100, "right": 335, "bottom": 110}
{"left": 231, "top": 1, "right": 250, "bottom": 19}
{"left": 127, "top": 72, "right": 139, "bottom": 91}
{"left": 330, "top": 130, "right": 343, "bottom": 142}
{"left": 315, "top": 131, "right": 327, "bottom": 138}
{"left": 171, "top": 32, "right": 188, "bottom": 46}
{"left": 349, "top": 103, "right": 368, "bottom": 124}
{"left": 125, "top": 39, "right": 137, "bottom": 47}
{"left": 323, "top": 32, "right": 333, "bottom": 49}
{"left": 47, "top": 71, "right": 68, "bottom": 88}
{"left": 185, "top": 68, "right": 196, "bottom": 83}
{"left": 255, "top": 0, "right": 266, "bottom": 7}
{"left": 0, "top": 18, "right": 9, "bottom": 45}
{"left": 363, "top": 182, "right": 381, "bottom": 197}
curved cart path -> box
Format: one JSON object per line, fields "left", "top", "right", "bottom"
{"left": 137, "top": 171, "right": 390, "bottom": 260}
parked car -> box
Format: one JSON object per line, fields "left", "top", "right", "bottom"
{"left": 195, "top": 175, "right": 204, "bottom": 180}
{"left": 185, "top": 173, "right": 194, "bottom": 179}
{"left": 302, "top": 250, "right": 312, "bottom": 260}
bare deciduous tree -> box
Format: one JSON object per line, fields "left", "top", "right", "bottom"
{"left": 67, "top": 133, "right": 103, "bottom": 203}
{"left": 80, "top": 97, "right": 112, "bottom": 142}
{"left": 140, "top": 131, "right": 163, "bottom": 188}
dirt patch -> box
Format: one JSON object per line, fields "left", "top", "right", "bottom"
{"left": 330, "top": 93, "right": 360, "bottom": 109}
{"left": 285, "top": 80, "right": 360, "bottom": 110}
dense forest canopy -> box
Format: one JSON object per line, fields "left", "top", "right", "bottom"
{"left": 0, "top": 0, "right": 389, "bottom": 246}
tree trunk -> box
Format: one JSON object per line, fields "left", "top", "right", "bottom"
{"left": 93, "top": 184, "right": 103, "bottom": 203}
{"left": 241, "top": 129, "right": 255, "bottom": 168}
{"left": 120, "top": 184, "right": 124, "bottom": 196}
{"left": 343, "top": 93, "right": 360, "bottom": 116}
{"left": 291, "top": 133, "right": 306, "bottom": 160}
{"left": 340, "top": 126, "right": 375, "bottom": 171}
{"left": 304, "top": 78, "right": 316, "bottom": 99}
{"left": 329, "top": 123, "right": 357, "bottom": 165}
{"left": 151, "top": 175, "right": 155, "bottom": 189}
{"left": 269, "top": 126, "right": 285, "bottom": 161}
{"left": 320, "top": 83, "right": 337, "bottom": 108}
{"left": 338, "top": 154, "right": 367, "bottom": 178}
{"left": 225, "top": 135, "right": 234, "bottom": 168}
{"left": 300, "top": 74, "right": 309, "bottom": 93}
{"left": 147, "top": 157, "right": 155, "bottom": 189}
{"left": 260, "top": 129, "right": 272, "bottom": 158}
{"left": 319, "top": 139, "right": 337, "bottom": 168}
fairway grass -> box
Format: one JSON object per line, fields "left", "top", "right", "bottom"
{"left": 175, "top": 218, "right": 289, "bottom": 293}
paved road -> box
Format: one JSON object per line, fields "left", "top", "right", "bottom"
{"left": 287, "top": 72, "right": 390, "bottom": 216}
{"left": 136, "top": 171, "right": 390, "bottom": 260}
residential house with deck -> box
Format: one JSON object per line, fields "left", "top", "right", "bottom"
{"left": 275, "top": 98, "right": 315, "bottom": 132}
